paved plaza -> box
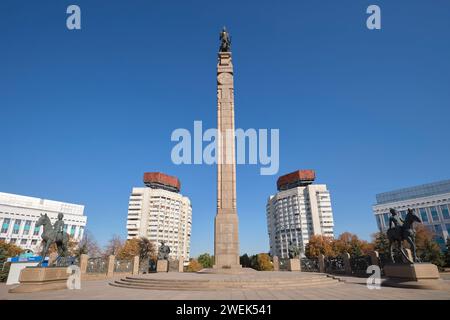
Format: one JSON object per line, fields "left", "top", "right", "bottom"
{"left": 1, "top": 272, "right": 449, "bottom": 300}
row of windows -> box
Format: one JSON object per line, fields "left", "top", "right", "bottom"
{"left": 0, "top": 218, "right": 83, "bottom": 238}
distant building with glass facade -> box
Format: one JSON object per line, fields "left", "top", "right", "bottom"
{"left": 372, "top": 180, "right": 450, "bottom": 250}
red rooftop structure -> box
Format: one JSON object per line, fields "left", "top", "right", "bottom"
{"left": 143, "top": 172, "right": 181, "bottom": 193}
{"left": 277, "top": 170, "right": 316, "bottom": 191}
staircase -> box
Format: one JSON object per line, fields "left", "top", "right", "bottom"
{"left": 110, "top": 273, "right": 341, "bottom": 291}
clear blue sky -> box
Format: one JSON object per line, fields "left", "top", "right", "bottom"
{"left": 1, "top": 1, "right": 449, "bottom": 257}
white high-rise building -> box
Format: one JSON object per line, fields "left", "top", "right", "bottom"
{"left": 0, "top": 192, "right": 87, "bottom": 253}
{"left": 266, "top": 170, "right": 335, "bottom": 258}
{"left": 126, "top": 172, "right": 192, "bottom": 263}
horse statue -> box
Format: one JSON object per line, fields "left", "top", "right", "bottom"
{"left": 386, "top": 208, "right": 422, "bottom": 264}
{"left": 35, "top": 213, "right": 70, "bottom": 266}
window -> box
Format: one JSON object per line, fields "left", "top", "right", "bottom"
{"left": 1, "top": 218, "right": 10, "bottom": 233}
{"left": 440, "top": 205, "right": 450, "bottom": 220}
{"left": 434, "top": 224, "right": 443, "bottom": 234}
{"left": 400, "top": 211, "right": 407, "bottom": 220}
{"left": 20, "top": 239, "right": 27, "bottom": 245}
{"left": 12, "top": 219, "right": 21, "bottom": 234}
{"left": 10, "top": 238, "right": 17, "bottom": 244}
{"left": 376, "top": 215, "right": 383, "bottom": 230}
{"left": 383, "top": 213, "right": 390, "bottom": 227}
{"left": 23, "top": 220, "right": 32, "bottom": 235}
{"left": 446, "top": 224, "right": 450, "bottom": 235}
{"left": 70, "top": 225, "right": 76, "bottom": 237}
{"left": 419, "top": 208, "right": 429, "bottom": 223}
{"left": 430, "top": 207, "right": 439, "bottom": 222}
{"left": 33, "top": 225, "right": 40, "bottom": 236}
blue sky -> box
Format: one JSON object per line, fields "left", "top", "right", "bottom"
{"left": 1, "top": 1, "right": 449, "bottom": 257}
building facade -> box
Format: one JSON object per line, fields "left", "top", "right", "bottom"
{"left": 0, "top": 192, "right": 87, "bottom": 253}
{"left": 126, "top": 172, "right": 192, "bottom": 263}
{"left": 266, "top": 170, "right": 335, "bottom": 258}
{"left": 373, "top": 179, "right": 450, "bottom": 250}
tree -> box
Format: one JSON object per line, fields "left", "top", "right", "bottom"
{"left": 305, "top": 235, "right": 336, "bottom": 258}
{"left": 419, "top": 237, "right": 445, "bottom": 269}
{"left": 197, "top": 253, "right": 214, "bottom": 268}
{"left": 333, "top": 232, "right": 373, "bottom": 257}
{"left": 0, "top": 240, "right": 23, "bottom": 282}
{"left": 74, "top": 230, "right": 102, "bottom": 258}
{"left": 186, "top": 259, "right": 203, "bottom": 272}
{"left": 445, "top": 237, "right": 450, "bottom": 267}
{"left": 255, "top": 253, "right": 273, "bottom": 271}
{"left": 104, "top": 234, "right": 124, "bottom": 257}
{"left": 372, "top": 232, "right": 389, "bottom": 254}
{"left": 240, "top": 254, "right": 251, "bottom": 268}
{"left": 117, "top": 238, "right": 140, "bottom": 260}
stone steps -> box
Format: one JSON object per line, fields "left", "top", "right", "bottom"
{"left": 109, "top": 274, "right": 341, "bottom": 291}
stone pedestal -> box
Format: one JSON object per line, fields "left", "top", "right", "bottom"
{"left": 132, "top": 256, "right": 139, "bottom": 275}
{"left": 383, "top": 263, "right": 442, "bottom": 289}
{"left": 178, "top": 258, "right": 184, "bottom": 273}
{"left": 106, "top": 255, "right": 115, "bottom": 278}
{"left": 9, "top": 267, "right": 69, "bottom": 293}
{"left": 80, "top": 254, "right": 88, "bottom": 274}
{"left": 318, "top": 254, "right": 325, "bottom": 273}
{"left": 273, "top": 256, "right": 279, "bottom": 271}
{"left": 287, "top": 259, "right": 300, "bottom": 272}
{"left": 156, "top": 260, "right": 169, "bottom": 273}
{"left": 342, "top": 253, "right": 352, "bottom": 275}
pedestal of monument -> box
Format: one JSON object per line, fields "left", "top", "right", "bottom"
{"left": 156, "top": 260, "right": 169, "bottom": 273}
{"left": 287, "top": 259, "right": 301, "bottom": 272}
{"left": 9, "top": 267, "right": 69, "bottom": 293}
{"left": 383, "top": 263, "right": 442, "bottom": 289}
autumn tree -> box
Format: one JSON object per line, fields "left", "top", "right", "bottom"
{"left": 255, "top": 253, "right": 273, "bottom": 271}
{"left": 117, "top": 238, "right": 140, "bottom": 260}
{"left": 186, "top": 259, "right": 203, "bottom": 272}
{"left": 0, "top": 240, "right": 23, "bottom": 282}
{"left": 305, "top": 235, "right": 336, "bottom": 258}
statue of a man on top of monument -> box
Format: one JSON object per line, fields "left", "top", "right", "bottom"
{"left": 219, "top": 26, "right": 231, "bottom": 52}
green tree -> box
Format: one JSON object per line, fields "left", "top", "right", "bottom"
{"left": 419, "top": 238, "right": 445, "bottom": 269}
{"left": 240, "top": 254, "right": 251, "bottom": 268}
{"left": 445, "top": 237, "right": 450, "bottom": 267}
{"left": 372, "top": 231, "right": 390, "bottom": 254}
{"left": 197, "top": 253, "right": 214, "bottom": 268}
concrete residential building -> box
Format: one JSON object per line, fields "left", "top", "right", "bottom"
{"left": 0, "top": 192, "right": 87, "bottom": 253}
{"left": 373, "top": 179, "right": 450, "bottom": 250}
{"left": 266, "top": 170, "right": 335, "bottom": 258}
{"left": 126, "top": 172, "right": 192, "bottom": 263}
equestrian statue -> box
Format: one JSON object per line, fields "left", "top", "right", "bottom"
{"left": 35, "top": 213, "right": 70, "bottom": 266}
{"left": 386, "top": 208, "right": 422, "bottom": 264}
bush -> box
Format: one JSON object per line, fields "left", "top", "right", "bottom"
{"left": 186, "top": 259, "right": 203, "bottom": 272}
{"left": 197, "top": 253, "right": 213, "bottom": 268}
{"left": 255, "top": 253, "right": 273, "bottom": 271}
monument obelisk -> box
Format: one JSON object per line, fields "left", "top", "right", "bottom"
{"left": 213, "top": 27, "right": 241, "bottom": 271}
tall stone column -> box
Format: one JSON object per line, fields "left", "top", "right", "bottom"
{"left": 213, "top": 45, "right": 241, "bottom": 271}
